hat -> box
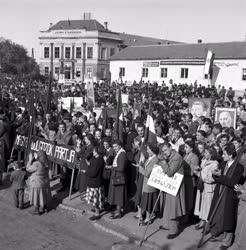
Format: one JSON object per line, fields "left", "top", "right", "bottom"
{"left": 63, "top": 113, "right": 72, "bottom": 121}
{"left": 147, "top": 143, "right": 159, "bottom": 155}
{"left": 75, "top": 112, "right": 82, "bottom": 118}
{"left": 135, "top": 116, "right": 143, "bottom": 124}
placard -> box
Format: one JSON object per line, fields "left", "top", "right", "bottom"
{"left": 215, "top": 107, "right": 237, "bottom": 129}
{"left": 147, "top": 165, "right": 184, "bottom": 196}
{"left": 122, "top": 94, "right": 129, "bottom": 104}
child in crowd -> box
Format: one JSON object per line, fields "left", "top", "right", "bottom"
{"left": 9, "top": 161, "right": 27, "bottom": 209}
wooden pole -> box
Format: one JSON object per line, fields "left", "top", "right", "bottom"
{"left": 69, "top": 167, "right": 75, "bottom": 200}
{"left": 139, "top": 191, "right": 162, "bottom": 246}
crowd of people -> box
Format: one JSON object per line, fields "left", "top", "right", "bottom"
{"left": 1, "top": 75, "right": 246, "bottom": 249}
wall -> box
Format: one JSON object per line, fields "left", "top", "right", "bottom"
{"left": 110, "top": 59, "right": 246, "bottom": 90}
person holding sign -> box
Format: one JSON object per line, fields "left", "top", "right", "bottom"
{"left": 138, "top": 144, "right": 159, "bottom": 226}
{"left": 158, "top": 142, "right": 186, "bottom": 239}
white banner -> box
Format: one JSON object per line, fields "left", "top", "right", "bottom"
{"left": 147, "top": 165, "right": 184, "bottom": 196}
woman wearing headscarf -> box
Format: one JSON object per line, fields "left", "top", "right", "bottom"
{"left": 194, "top": 146, "right": 218, "bottom": 230}
{"left": 26, "top": 150, "right": 52, "bottom": 215}
{"left": 138, "top": 144, "right": 159, "bottom": 225}
{"left": 108, "top": 139, "right": 128, "bottom": 219}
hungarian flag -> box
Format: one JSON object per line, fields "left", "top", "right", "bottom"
{"left": 115, "top": 86, "right": 124, "bottom": 143}
{"left": 144, "top": 100, "right": 164, "bottom": 145}
{"left": 204, "top": 50, "right": 215, "bottom": 77}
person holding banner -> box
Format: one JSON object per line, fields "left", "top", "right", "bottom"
{"left": 158, "top": 142, "right": 186, "bottom": 239}
{"left": 138, "top": 144, "right": 159, "bottom": 226}
{"left": 26, "top": 150, "right": 51, "bottom": 215}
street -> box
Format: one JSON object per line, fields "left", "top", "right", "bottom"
{"left": 0, "top": 198, "right": 120, "bottom": 250}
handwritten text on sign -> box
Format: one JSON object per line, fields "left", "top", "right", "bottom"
{"left": 147, "top": 165, "right": 184, "bottom": 196}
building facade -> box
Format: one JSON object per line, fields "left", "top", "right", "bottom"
{"left": 110, "top": 42, "right": 246, "bottom": 90}
{"left": 39, "top": 17, "right": 178, "bottom": 84}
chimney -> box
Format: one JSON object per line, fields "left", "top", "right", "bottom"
{"left": 31, "top": 48, "right": 34, "bottom": 58}
{"left": 83, "top": 12, "right": 91, "bottom": 20}
{"left": 197, "top": 39, "right": 202, "bottom": 44}
{"left": 104, "top": 22, "right": 108, "bottom": 30}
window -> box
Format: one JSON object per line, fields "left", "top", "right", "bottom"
{"left": 161, "top": 68, "right": 168, "bottom": 78}
{"left": 76, "top": 47, "right": 81, "bottom": 58}
{"left": 242, "top": 69, "right": 246, "bottom": 80}
{"left": 142, "top": 68, "right": 148, "bottom": 78}
{"left": 181, "top": 68, "right": 188, "bottom": 78}
{"left": 119, "top": 67, "right": 125, "bottom": 77}
{"left": 44, "top": 47, "right": 49, "bottom": 58}
{"left": 44, "top": 67, "right": 49, "bottom": 76}
{"left": 86, "top": 67, "right": 92, "bottom": 78}
{"left": 55, "top": 67, "right": 59, "bottom": 74}
{"left": 64, "top": 65, "right": 71, "bottom": 79}
{"left": 65, "top": 47, "right": 71, "bottom": 59}
{"left": 101, "top": 48, "right": 107, "bottom": 59}
{"left": 110, "top": 48, "right": 115, "bottom": 57}
{"left": 87, "top": 47, "right": 93, "bottom": 59}
{"left": 54, "top": 47, "right": 60, "bottom": 58}
{"left": 76, "top": 68, "right": 81, "bottom": 77}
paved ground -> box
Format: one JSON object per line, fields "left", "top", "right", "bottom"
{"left": 0, "top": 193, "right": 124, "bottom": 250}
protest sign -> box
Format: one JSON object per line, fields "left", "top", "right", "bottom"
{"left": 73, "top": 97, "right": 83, "bottom": 109}
{"left": 122, "top": 94, "right": 129, "bottom": 104}
{"left": 147, "top": 165, "right": 184, "bottom": 196}
{"left": 14, "top": 135, "right": 77, "bottom": 168}
{"left": 188, "top": 98, "right": 211, "bottom": 120}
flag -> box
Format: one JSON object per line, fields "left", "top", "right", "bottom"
{"left": 115, "top": 86, "right": 124, "bottom": 143}
{"left": 86, "top": 81, "right": 95, "bottom": 107}
{"left": 144, "top": 99, "right": 164, "bottom": 145}
{"left": 204, "top": 50, "right": 214, "bottom": 77}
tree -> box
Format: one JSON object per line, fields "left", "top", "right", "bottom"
{"left": 0, "top": 39, "right": 40, "bottom": 79}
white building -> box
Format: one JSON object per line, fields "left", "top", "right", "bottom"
{"left": 39, "top": 15, "right": 179, "bottom": 84}
{"left": 110, "top": 41, "right": 246, "bottom": 90}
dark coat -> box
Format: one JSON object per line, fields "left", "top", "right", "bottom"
{"left": 209, "top": 161, "right": 244, "bottom": 236}
{"left": 10, "top": 169, "right": 26, "bottom": 189}
{"left": 87, "top": 156, "right": 104, "bottom": 188}
{"left": 108, "top": 150, "right": 128, "bottom": 207}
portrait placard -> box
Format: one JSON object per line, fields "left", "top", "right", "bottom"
{"left": 147, "top": 165, "right": 184, "bottom": 196}
{"left": 215, "top": 107, "right": 237, "bottom": 129}
{"left": 188, "top": 98, "right": 211, "bottom": 120}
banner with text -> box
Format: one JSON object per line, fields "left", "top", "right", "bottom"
{"left": 147, "top": 165, "right": 184, "bottom": 196}
{"left": 14, "top": 135, "right": 77, "bottom": 168}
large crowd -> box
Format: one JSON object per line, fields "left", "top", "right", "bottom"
{"left": 1, "top": 75, "right": 246, "bottom": 249}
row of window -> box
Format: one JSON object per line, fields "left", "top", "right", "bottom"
{"left": 44, "top": 66, "right": 94, "bottom": 79}
{"left": 119, "top": 67, "right": 189, "bottom": 78}
{"left": 44, "top": 46, "right": 115, "bottom": 59}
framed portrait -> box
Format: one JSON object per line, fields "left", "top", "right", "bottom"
{"left": 188, "top": 98, "right": 211, "bottom": 120}
{"left": 215, "top": 107, "right": 237, "bottom": 129}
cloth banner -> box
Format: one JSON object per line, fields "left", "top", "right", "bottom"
{"left": 14, "top": 135, "right": 77, "bottom": 168}
{"left": 147, "top": 165, "right": 184, "bottom": 196}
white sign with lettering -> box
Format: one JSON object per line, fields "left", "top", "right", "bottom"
{"left": 147, "top": 165, "right": 184, "bottom": 196}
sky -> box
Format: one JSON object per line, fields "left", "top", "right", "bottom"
{"left": 0, "top": 0, "right": 245, "bottom": 61}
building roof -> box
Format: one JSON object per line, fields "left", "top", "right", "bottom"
{"left": 117, "top": 33, "right": 181, "bottom": 46}
{"left": 48, "top": 19, "right": 109, "bottom": 32}
{"left": 47, "top": 19, "right": 180, "bottom": 45}
{"left": 110, "top": 41, "right": 246, "bottom": 61}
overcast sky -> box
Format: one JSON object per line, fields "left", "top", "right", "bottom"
{"left": 0, "top": 0, "right": 245, "bottom": 60}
